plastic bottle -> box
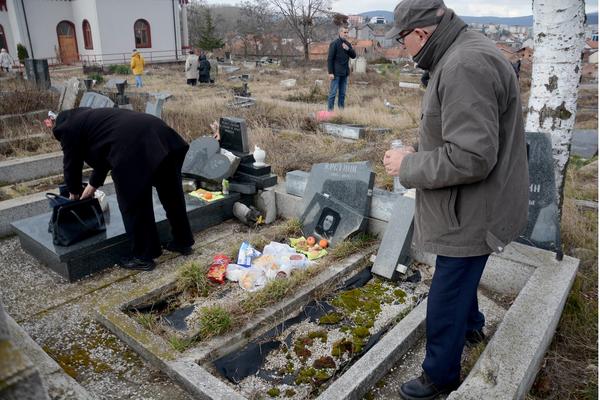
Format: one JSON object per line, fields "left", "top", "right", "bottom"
{"left": 391, "top": 139, "right": 407, "bottom": 194}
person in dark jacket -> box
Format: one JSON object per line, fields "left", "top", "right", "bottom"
{"left": 327, "top": 26, "right": 356, "bottom": 111}
{"left": 198, "top": 54, "right": 211, "bottom": 83}
{"left": 383, "top": 0, "right": 528, "bottom": 398}
{"left": 50, "top": 107, "right": 195, "bottom": 271}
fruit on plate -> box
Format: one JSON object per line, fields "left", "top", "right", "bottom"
{"left": 319, "top": 239, "right": 329, "bottom": 248}
{"left": 307, "top": 236, "right": 316, "bottom": 246}
{"left": 203, "top": 192, "right": 213, "bottom": 200}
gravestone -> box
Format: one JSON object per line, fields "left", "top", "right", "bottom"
{"left": 24, "top": 59, "right": 51, "bottom": 90}
{"left": 11, "top": 191, "right": 243, "bottom": 281}
{"left": 301, "top": 162, "right": 375, "bottom": 217}
{"left": 371, "top": 196, "right": 415, "bottom": 280}
{"left": 182, "top": 137, "right": 233, "bottom": 181}
{"left": 79, "top": 92, "right": 115, "bottom": 109}
{"left": 301, "top": 193, "right": 366, "bottom": 246}
{"left": 105, "top": 78, "right": 127, "bottom": 90}
{"left": 145, "top": 92, "right": 172, "bottom": 118}
{"left": 285, "top": 170, "right": 309, "bottom": 197}
{"left": 60, "top": 78, "right": 81, "bottom": 111}
{"left": 320, "top": 123, "right": 366, "bottom": 140}
{"left": 517, "top": 132, "right": 562, "bottom": 257}
{"left": 219, "top": 117, "right": 249, "bottom": 153}
{"left": 571, "top": 129, "right": 598, "bottom": 159}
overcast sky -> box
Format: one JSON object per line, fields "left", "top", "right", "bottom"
{"left": 203, "top": 0, "right": 598, "bottom": 17}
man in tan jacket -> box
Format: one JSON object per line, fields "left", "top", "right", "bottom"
{"left": 383, "top": 0, "right": 528, "bottom": 398}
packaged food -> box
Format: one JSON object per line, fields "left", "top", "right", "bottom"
{"left": 237, "top": 241, "right": 261, "bottom": 267}
{"left": 226, "top": 264, "right": 246, "bottom": 282}
{"left": 239, "top": 267, "right": 267, "bottom": 291}
{"left": 207, "top": 254, "right": 231, "bottom": 284}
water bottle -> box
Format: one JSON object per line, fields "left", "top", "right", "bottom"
{"left": 391, "top": 139, "right": 407, "bottom": 194}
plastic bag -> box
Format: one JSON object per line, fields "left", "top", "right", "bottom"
{"left": 238, "top": 267, "right": 267, "bottom": 291}
{"left": 207, "top": 254, "right": 231, "bottom": 284}
{"left": 226, "top": 264, "right": 246, "bottom": 282}
{"left": 237, "top": 241, "right": 261, "bottom": 267}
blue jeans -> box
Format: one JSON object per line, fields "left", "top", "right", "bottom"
{"left": 135, "top": 75, "right": 143, "bottom": 87}
{"left": 422, "top": 254, "right": 489, "bottom": 386}
{"left": 327, "top": 75, "right": 348, "bottom": 111}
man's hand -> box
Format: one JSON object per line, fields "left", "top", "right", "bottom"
{"left": 342, "top": 43, "right": 350, "bottom": 51}
{"left": 328, "top": 74, "right": 334, "bottom": 80}
{"left": 210, "top": 120, "right": 220, "bottom": 140}
{"left": 69, "top": 193, "right": 80, "bottom": 201}
{"left": 80, "top": 184, "right": 97, "bottom": 200}
{"left": 383, "top": 146, "right": 415, "bottom": 176}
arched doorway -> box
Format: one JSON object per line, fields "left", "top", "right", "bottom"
{"left": 57, "top": 21, "right": 79, "bottom": 64}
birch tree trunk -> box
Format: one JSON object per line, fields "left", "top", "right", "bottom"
{"left": 525, "top": 0, "right": 586, "bottom": 206}
{"left": 181, "top": 4, "right": 190, "bottom": 48}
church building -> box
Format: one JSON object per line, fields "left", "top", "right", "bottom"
{"left": 0, "top": 0, "right": 187, "bottom": 65}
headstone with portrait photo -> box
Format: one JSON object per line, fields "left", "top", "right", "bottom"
{"left": 301, "top": 193, "right": 365, "bottom": 246}
{"left": 300, "top": 162, "right": 375, "bottom": 245}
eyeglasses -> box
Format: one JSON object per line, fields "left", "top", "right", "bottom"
{"left": 396, "top": 29, "right": 414, "bottom": 45}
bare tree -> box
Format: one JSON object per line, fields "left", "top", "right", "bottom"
{"left": 238, "top": 0, "right": 274, "bottom": 56}
{"left": 266, "top": 0, "right": 332, "bottom": 60}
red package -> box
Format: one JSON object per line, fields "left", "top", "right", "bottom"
{"left": 207, "top": 254, "right": 231, "bottom": 284}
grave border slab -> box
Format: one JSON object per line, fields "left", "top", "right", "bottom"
{"left": 95, "top": 247, "right": 395, "bottom": 400}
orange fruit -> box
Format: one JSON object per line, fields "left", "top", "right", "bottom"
{"left": 306, "top": 236, "right": 316, "bottom": 246}
{"left": 319, "top": 239, "right": 329, "bottom": 248}
{"left": 204, "top": 192, "right": 213, "bottom": 200}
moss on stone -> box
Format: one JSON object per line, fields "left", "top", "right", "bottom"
{"left": 318, "top": 312, "right": 342, "bottom": 325}
{"left": 308, "top": 330, "right": 328, "bottom": 343}
{"left": 313, "top": 356, "right": 336, "bottom": 369}
{"left": 295, "top": 367, "right": 316, "bottom": 385}
{"left": 352, "top": 326, "right": 370, "bottom": 339}
{"left": 393, "top": 289, "right": 406, "bottom": 302}
{"left": 267, "top": 387, "right": 281, "bottom": 397}
{"left": 293, "top": 336, "right": 314, "bottom": 361}
{"left": 285, "top": 389, "right": 296, "bottom": 397}
{"left": 314, "top": 369, "right": 332, "bottom": 385}
{"left": 331, "top": 338, "right": 353, "bottom": 357}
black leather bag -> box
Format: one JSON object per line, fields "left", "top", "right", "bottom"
{"left": 47, "top": 193, "right": 106, "bottom": 246}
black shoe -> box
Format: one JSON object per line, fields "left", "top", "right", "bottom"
{"left": 465, "top": 329, "right": 486, "bottom": 347}
{"left": 399, "top": 372, "right": 459, "bottom": 400}
{"left": 164, "top": 242, "right": 193, "bottom": 256}
{"left": 119, "top": 257, "right": 155, "bottom": 271}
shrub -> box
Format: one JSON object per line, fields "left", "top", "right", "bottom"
{"left": 87, "top": 72, "right": 104, "bottom": 84}
{"left": 107, "top": 64, "right": 130, "bottom": 75}
{"left": 17, "top": 43, "right": 29, "bottom": 63}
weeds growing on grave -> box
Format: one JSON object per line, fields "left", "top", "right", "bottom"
{"left": 176, "top": 261, "right": 213, "bottom": 297}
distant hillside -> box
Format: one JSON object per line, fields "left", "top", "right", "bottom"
{"left": 359, "top": 11, "right": 598, "bottom": 26}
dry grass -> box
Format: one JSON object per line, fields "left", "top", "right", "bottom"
{"left": 529, "top": 156, "right": 598, "bottom": 400}
{"left": 0, "top": 78, "right": 58, "bottom": 115}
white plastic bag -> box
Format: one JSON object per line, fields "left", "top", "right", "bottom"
{"left": 94, "top": 190, "right": 109, "bottom": 212}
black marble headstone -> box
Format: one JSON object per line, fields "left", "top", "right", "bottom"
{"left": 517, "top": 132, "right": 562, "bottom": 257}
{"left": 11, "top": 192, "right": 244, "bottom": 282}
{"left": 24, "top": 59, "right": 51, "bottom": 90}
{"left": 182, "top": 137, "right": 232, "bottom": 181}
{"left": 301, "top": 193, "right": 365, "bottom": 246}
{"left": 301, "top": 162, "right": 375, "bottom": 217}
{"left": 219, "top": 117, "right": 249, "bottom": 153}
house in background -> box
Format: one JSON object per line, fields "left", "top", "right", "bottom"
{"left": 0, "top": 0, "right": 185, "bottom": 65}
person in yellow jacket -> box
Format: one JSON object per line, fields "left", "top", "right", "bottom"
{"left": 130, "top": 49, "right": 145, "bottom": 87}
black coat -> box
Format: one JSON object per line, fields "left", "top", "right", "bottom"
{"left": 327, "top": 38, "right": 356, "bottom": 77}
{"left": 53, "top": 107, "right": 189, "bottom": 212}
{"left": 198, "top": 56, "right": 211, "bottom": 79}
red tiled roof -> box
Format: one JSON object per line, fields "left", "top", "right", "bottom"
{"left": 586, "top": 39, "right": 598, "bottom": 49}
